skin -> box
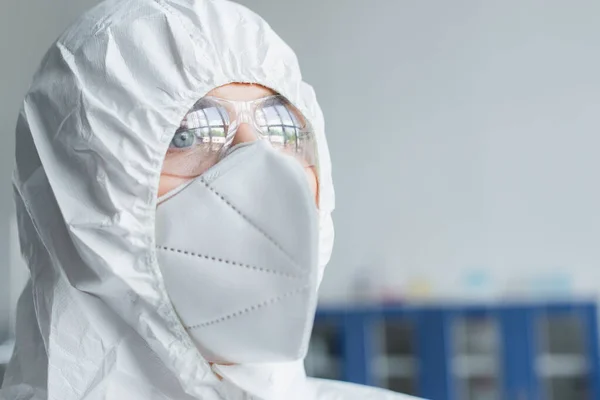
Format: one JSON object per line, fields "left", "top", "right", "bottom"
{"left": 158, "top": 83, "right": 319, "bottom": 204}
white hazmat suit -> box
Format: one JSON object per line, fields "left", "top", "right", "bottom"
{"left": 2, "top": 0, "right": 424, "bottom": 399}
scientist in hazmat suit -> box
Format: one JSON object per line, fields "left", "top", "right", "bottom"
{"left": 2, "top": 0, "right": 423, "bottom": 399}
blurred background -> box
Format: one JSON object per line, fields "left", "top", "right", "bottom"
{"left": 2, "top": 1, "right": 600, "bottom": 399}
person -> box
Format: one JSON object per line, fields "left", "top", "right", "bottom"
{"left": 2, "top": 0, "right": 423, "bottom": 399}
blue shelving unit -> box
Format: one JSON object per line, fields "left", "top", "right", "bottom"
{"left": 305, "top": 302, "right": 600, "bottom": 400}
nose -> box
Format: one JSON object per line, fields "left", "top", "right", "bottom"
{"left": 231, "top": 123, "right": 258, "bottom": 146}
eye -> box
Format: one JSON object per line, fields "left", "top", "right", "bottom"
{"left": 170, "top": 130, "right": 196, "bottom": 149}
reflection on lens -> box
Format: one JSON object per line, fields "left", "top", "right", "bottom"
{"left": 183, "top": 99, "right": 230, "bottom": 143}
{"left": 255, "top": 96, "right": 304, "bottom": 147}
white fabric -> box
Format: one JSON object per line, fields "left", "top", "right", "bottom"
{"left": 2, "top": 0, "right": 424, "bottom": 399}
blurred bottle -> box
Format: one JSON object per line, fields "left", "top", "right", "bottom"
{"left": 529, "top": 270, "right": 572, "bottom": 299}
{"left": 404, "top": 276, "right": 432, "bottom": 302}
{"left": 461, "top": 269, "right": 496, "bottom": 303}
{"left": 352, "top": 265, "right": 379, "bottom": 304}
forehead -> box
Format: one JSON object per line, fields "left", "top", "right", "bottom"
{"left": 207, "top": 83, "right": 277, "bottom": 101}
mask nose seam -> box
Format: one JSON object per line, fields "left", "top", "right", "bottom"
{"left": 198, "top": 177, "right": 302, "bottom": 271}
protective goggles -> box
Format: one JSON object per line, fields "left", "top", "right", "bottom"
{"left": 161, "top": 95, "right": 318, "bottom": 178}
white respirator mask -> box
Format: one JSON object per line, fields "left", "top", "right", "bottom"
{"left": 155, "top": 140, "right": 320, "bottom": 364}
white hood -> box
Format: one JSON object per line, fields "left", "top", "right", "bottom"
{"left": 2, "top": 0, "right": 420, "bottom": 399}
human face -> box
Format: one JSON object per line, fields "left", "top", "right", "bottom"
{"left": 158, "top": 83, "right": 318, "bottom": 204}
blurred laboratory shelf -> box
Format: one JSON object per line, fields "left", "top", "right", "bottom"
{"left": 304, "top": 301, "right": 600, "bottom": 400}
{"left": 373, "top": 355, "right": 418, "bottom": 379}
{"left": 452, "top": 354, "right": 498, "bottom": 378}
{"left": 537, "top": 354, "right": 587, "bottom": 377}
{"left": 0, "top": 303, "right": 597, "bottom": 399}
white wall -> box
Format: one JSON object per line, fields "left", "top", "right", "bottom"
{"left": 235, "top": 0, "right": 600, "bottom": 302}
{"left": 1, "top": 0, "right": 600, "bottom": 317}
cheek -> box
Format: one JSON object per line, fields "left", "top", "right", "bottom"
{"left": 158, "top": 175, "right": 190, "bottom": 197}
{"left": 305, "top": 167, "right": 319, "bottom": 207}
